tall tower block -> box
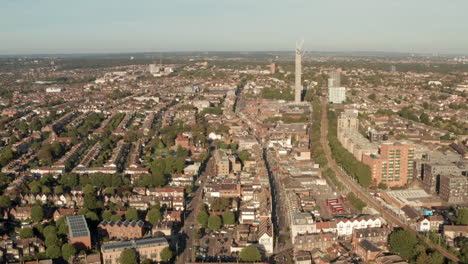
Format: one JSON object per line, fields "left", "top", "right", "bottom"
{"left": 294, "top": 41, "right": 303, "bottom": 103}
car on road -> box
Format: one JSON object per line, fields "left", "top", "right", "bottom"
{"left": 190, "top": 224, "right": 194, "bottom": 229}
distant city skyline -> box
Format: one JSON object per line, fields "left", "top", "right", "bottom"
{"left": 1, "top": 0, "right": 468, "bottom": 55}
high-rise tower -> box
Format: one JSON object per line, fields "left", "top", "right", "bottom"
{"left": 295, "top": 41, "right": 304, "bottom": 103}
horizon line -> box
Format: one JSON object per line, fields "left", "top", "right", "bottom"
{"left": 1, "top": 49, "right": 467, "bottom": 58}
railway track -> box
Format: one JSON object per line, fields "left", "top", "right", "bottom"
{"left": 318, "top": 97, "right": 461, "bottom": 263}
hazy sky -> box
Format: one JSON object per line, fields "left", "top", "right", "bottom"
{"left": 1, "top": 0, "right": 468, "bottom": 54}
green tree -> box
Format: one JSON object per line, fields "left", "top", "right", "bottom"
{"left": 0, "top": 195, "right": 12, "bottom": 207}
{"left": 196, "top": 209, "right": 209, "bottom": 228}
{"left": 83, "top": 184, "right": 95, "bottom": 195}
{"left": 419, "top": 113, "right": 430, "bottom": 125}
{"left": 56, "top": 217, "right": 68, "bottom": 236}
{"left": 239, "top": 246, "right": 262, "bottom": 262}
{"left": 102, "top": 211, "right": 113, "bottom": 221}
{"left": 43, "top": 225, "right": 58, "bottom": 238}
{"left": 160, "top": 247, "right": 173, "bottom": 262}
{"left": 368, "top": 93, "right": 377, "bottom": 101}
{"left": 210, "top": 198, "right": 230, "bottom": 212}
{"left": 456, "top": 208, "right": 468, "bottom": 225}
{"left": 84, "top": 194, "right": 99, "bottom": 210}
{"left": 46, "top": 244, "right": 62, "bottom": 259}
{"left": 389, "top": 230, "right": 418, "bottom": 260}
{"left": 45, "top": 234, "right": 60, "bottom": 248}
{"left": 85, "top": 211, "right": 99, "bottom": 222}
{"left": 61, "top": 243, "right": 76, "bottom": 260}
{"left": 54, "top": 185, "right": 64, "bottom": 194}
{"left": 147, "top": 206, "right": 162, "bottom": 224}
{"left": 238, "top": 151, "right": 251, "bottom": 163}
{"left": 19, "top": 227, "right": 34, "bottom": 238}
{"left": 141, "top": 259, "right": 152, "bottom": 264}
{"left": 31, "top": 204, "right": 44, "bottom": 222}
{"left": 119, "top": 248, "right": 137, "bottom": 264}
{"left": 208, "top": 215, "right": 222, "bottom": 230}
{"left": 126, "top": 208, "right": 139, "bottom": 221}
{"left": 197, "top": 204, "right": 210, "bottom": 228}
{"left": 222, "top": 211, "right": 235, "bottom": 225}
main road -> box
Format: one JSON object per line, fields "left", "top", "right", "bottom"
{"left": 318, "top": 96, "right": 461, "bottom": 263}
{"left": 176, "top": 157, "right": 213, "bottom": 264}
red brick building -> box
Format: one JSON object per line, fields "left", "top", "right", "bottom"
{"left": 98, "top": 220, "right": 144, "bottom": 240}
{"left": 67, "top": 215, "right": 91, "bottom": 250}
{"left": 362, "top": 142, "right": 415, "bottom": 187}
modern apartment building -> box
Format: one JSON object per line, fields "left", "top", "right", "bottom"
{"left": 328, "top": 87, "right": 347, "bottom": 104}
{"left": 439, "top": 174, "right": 468, "bottom": 203}
{"left": 362, "top": 142, "right": 415, "bottom": 187}
{"left": 214, "top": 149, "right": 230, "bottom": 176}
{"left": 337, "top": 109, "right": 359, "bottom": 137}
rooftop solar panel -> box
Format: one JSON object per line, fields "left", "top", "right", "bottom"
{"left": 67, "top": 215, "right": 91, "bottom": 238}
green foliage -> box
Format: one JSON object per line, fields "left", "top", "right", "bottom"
{"left": 456, "top": 208, "right": 468, "bottom": 225}
{"left": 0, "top": 195, "right": 12, "bottom": 207}
{"left": 56, "top": 217, "right": 68, "bottom": 237}
{"left": 59, "top": 173, "right": 79, "bottom": 187}
{"left": 31, "top": 204, "right": 44, "bottom": 222}
{"left": 61, "top": 243, "right": 76, "bottom": 260}
{"left": 19, "top": 227, "right": 34, "bottom": 238}
{"left": 85, "top": 211, "right": 99, "bottom": 222}
{"left": 199, "top": 107, "right": 223, "bottom": 116}
{"left": 46, "top": 244, "right": 62, "bottom": 259}
{"left": 222, "top": 211, "right": 235, "bottom": 225}
{"left": 378, "top": 183, "right": 388, "bottom": 190}
{"left": 0, "top": 148, "right": 14, "bottom": 167}
{"left": 102, "top": 211, "right": 113, "bottom": 221}
{"left": 239, "top": 246, "right": 262, "bottom": 262}
{"left": 368, "top": 93, "right": 377, "bottom": 101}
{"left": 147, "top": 205, "right": 162, "bottom": 224}
{"left": 398, "top": 107, "right": 419, "bottom": 122}
{"left": 327, "top": 110, "right": 371, "bottom": 187}
{"left": 160, "top": 246, "right": 173, "bottom": 262}
{"left": 149, "top": 156, "right": 185, "bottom": 176}
{"left": 37, "top": 142, "right": 65, "bottom": 165}
{"left": 125, "top": 208, "right": 139, "bottom": 221}
{"left": 238, "top": 150, "right": 251, "bottom": 163}
{"left": 84, "top": 194, "right": 99, "bottom": 210}
{"left": 43, "top": 225, "right": 57, "bottom": 238}
{"left": 347, "top": 193, "right": 367, "bottom": 212}
{"left": 207, "top": 215, "right": 222, "bottom": 230}
{"left": 389, "top": 230, "right": 418, "bottom": 260}
{"left": 260, "top": 87, "right": 294, "bottom": 101}
{"left": 110, "top": 89, "right": 132, "bottom": 100}
{"left": 197, "top": 205, "right": 209, "bottom": 228}
{"left": 119, "top": 248, "right": 137, "bottom": 264}
{"left": 210, "top": 198, "right": 230, "bottom": 212}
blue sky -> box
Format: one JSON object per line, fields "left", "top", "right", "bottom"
{"left": 1, "top": 0, "right": 467, "bottom": 54}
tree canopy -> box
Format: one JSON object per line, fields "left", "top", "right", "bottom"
{"left": 160, "top": 246, "right": 173, "bottom": 262}
{"left": 119, "top": 248, "right": 137, "bottom": 264}
{"left": 239, "top": 246, "right": 262, "bottom": 262}
{"left": 456, "top": 208, "right": 468, "bottom": 225}
{"left": 222, "top": 211, "right": 235, "bottom": 225}
{"left": 31, "top": 204, "right": 44, "bottom": 222}
{"left": 389, "top": 230, "right": 418, "bottom": 260}
{"left": 208, "top": 215, "right": 222, "bottom": 230}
